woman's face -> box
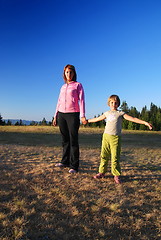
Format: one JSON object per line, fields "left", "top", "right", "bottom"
{"left": 64, "top": 68, "right": 74, "bottom": 82}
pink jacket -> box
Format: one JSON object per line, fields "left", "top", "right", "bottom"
{"left": 54, "top": 81, "right": 85, "bottom": 118}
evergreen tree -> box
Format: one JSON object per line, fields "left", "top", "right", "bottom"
{"left": 149, "top": 103, "right": 158, "bottom": 128}
{"left": 6, "top": 120, "right": 12, "bottom": 125}
{"left": 100, "top": 112, "right": 106, "bottom": 128}
{"left": 150, "top": 103, "right": 158, "bottom": 115}
{"left": 0, "top": 114, "right": 5, "bottom": 125}
{"left": 30, "top": 121, "right": 38, "bottom": 126}
{"left": 140, "top": 106, "right": 150, "bottom": 130}
{"left": 155, "top": 108, "right": 161, "bottom": 130}
{"left": 41, "top": 117, "right": 47, "bottom": 126}
{"left": 120, "top": 101, "right": 129, "bottom": 112}
{"left": 127, "top": 121, "right": 136, "bottom": 130}
{"left": 90, "top": 115, "right": 97, "bottom": 128}
{"left": 19, "top": 119, "right": 23, "bottom": 126}
{"left": 128, "top": 107, "right": 140, "bottom": 130}
{"left": 120, "top": 101, "right": 129, "bottom": 129}
{"left": 48, "top": 121, "right": 52, "bottom": 126}
{"left": 0, "top": 114, "right": 3, "bottom": 125}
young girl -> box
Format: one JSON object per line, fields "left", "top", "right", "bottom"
{"left": 53, "top": 64, "right": 86, "bottom": 173}
{"left": 86, "top": 95, "right": 152, "bottom": 183}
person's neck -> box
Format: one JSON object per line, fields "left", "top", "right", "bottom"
{"left": 66, "top": 80, "right": 73, "bottom": 84}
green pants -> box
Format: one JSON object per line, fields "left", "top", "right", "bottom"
{"left": 99, "top": 133, "right": 121, "bottom": 176}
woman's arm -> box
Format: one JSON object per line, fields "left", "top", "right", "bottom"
{"left": 123, "top": 114, "right": 153, "bottom": 130}
{"left": 78, "top": 83, "right": 85, "bottom": 118}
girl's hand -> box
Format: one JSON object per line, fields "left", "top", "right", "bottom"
{"left": 145, "top": 122, "right": 153, "bottom": 130}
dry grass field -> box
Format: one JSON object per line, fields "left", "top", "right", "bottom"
{"left": 0, "top": 126, "right": 160, "bottom": 240}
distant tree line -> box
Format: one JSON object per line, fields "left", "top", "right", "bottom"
{"left": 29, "top": 118, "right": 52, "bottom": 126}
{"left": 1, "top": 102, "right": 161, "bottom": 130}
{"left": 85, "top": 102, "right": 161, "bottom": 131}
{"left": 0, "top": 115, "right": 52, "bottom": 126}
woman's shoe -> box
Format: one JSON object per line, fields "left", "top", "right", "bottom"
{"left": 55, "top": 163, "right": 65, "bottom": 167}
{"left": 114, "top": 176, "right": 121, "bottom": 184}
{"left": 69, "top": 169, "right": 77, "bottom": 173}
{"left": 93, "top": 173, "right": 105, "bottom": 179}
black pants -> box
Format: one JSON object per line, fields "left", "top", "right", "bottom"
{"left": 58, "top": 112, "right": 80, "bottom": 171}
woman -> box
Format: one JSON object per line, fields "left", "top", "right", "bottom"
{"left": 53, "top": 64, "right": 86, "bottom": 173}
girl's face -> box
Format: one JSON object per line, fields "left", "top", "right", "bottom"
{"left": 109, "top": 100, "right": 119, "bottom": 111}
{"left": 64, "top": 68, "right": 74, "bottom": 82}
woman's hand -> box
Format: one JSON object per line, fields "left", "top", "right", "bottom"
{"left": 52, "top": 117, "right": 57, "bottom": 126}
{"left": 81, "top": 117, "right": 87, "bottom": 125}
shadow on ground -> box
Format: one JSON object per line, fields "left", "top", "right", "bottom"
{"left": 0, "top": 131, "right": 161, "bottom": 148}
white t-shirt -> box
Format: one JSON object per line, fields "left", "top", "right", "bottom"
{"left": 104, "top": 110, "right": 125, "bottom": 136}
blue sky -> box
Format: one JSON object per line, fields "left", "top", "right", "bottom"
{"left": 1, "top": 0, "right": 161, "bottom": 121}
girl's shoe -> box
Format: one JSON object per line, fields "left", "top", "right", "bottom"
{"left": 93, "top": 173, "right": 105, "bottom": 179}
{"left": 114, "top": 176, "right": 121, "bottom": 184}
{"left": 69, "top": 169, "right": 77, "bottom": 173}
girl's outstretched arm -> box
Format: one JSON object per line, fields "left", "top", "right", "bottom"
{"left": 88, "top": 114, "right": 106, "bottom": 123}
{"left": 123, "top": 114, "right": 153, "bottom": 130}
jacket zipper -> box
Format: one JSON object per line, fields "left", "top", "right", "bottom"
{"left": 65, "top": 83, "right": 68, "bottom": 111}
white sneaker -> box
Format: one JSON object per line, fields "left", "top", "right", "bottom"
{"left": 55, "top": 163, "right": 64, "bottom": 167}
{"left": 69, "top": 169, "right": 77, "bottom": 173}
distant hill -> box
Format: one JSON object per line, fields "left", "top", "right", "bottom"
{"left": 4, "top": 119, "right": 36, "bottom": 125}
